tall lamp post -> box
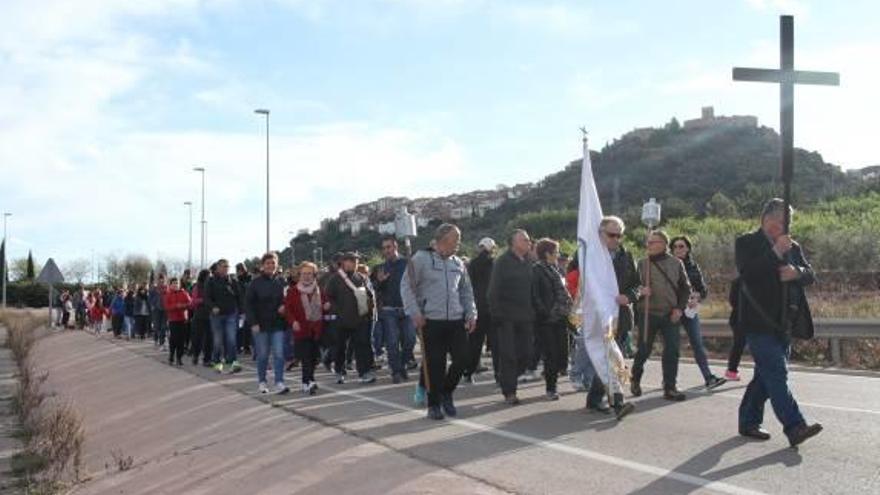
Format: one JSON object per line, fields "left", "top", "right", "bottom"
{"left": 193, "top": 167, "right": 207, "bottom": 269}
{"left": 254, "top": 108, "right": 270, "bottom": 253}
{"left": 2, "top": 212, "right": 11, "bottom": 309}
{"left": 184, "top": 201, "right": 193, "bottom": 272}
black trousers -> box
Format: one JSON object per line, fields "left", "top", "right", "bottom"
{"left": 334, "top": 322, "right": 372, "bottom": 377}
{"left": 296, "top": 338, "right": 320, "bottom": 384}
{"left": 422, "top": 319, "right": 468, "bottom": 407}
{"left": 464, "top": 313, "right": 490, "bottom": 377}
{"left": 169, "top": 321, "right": 189, "bottom": 363}
{"left": 191, "top": 317, "right": 213, "bottom": 363}
{"left": 728, "top": 325, "right": 747, "bottom": 372}
{"left": 495, "top": 319, "right": 534, "bottom": 397}
{"left": 111, "top": 315, "right": 123, "bottom": 336}
{"left": 536, "top": 321, "right": 568, "bottom": 393}
{"left": 135, "top": 315, "right": 149, "bottom": 339}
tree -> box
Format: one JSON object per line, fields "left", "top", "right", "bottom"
{"left": 26, "top": 250, "right": 35, "bottom": 280}
{"left": 706, "top": 192, "right": 740, "bottom": 218}
{"left": 62, "top": 258, "right": 91, "bottom": 284}
{"left": 122, "top": 254, "right": 153, "bottom": 286}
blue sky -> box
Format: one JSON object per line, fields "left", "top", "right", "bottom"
{"left": 1, "top": 0, "right": 877, "bottom": 277}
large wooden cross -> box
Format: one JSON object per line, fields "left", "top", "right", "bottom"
{"left": 733, "top": 15, "right": 839, "bottom": 233}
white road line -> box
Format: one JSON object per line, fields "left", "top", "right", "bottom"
{"left": 315, "top": 383, "right": 767, "bottom": 495}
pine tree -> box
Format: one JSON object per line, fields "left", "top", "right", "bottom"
{"left": 26, "top": 250, "right": 35, "bottom": 280}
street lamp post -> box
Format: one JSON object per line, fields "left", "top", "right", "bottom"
{"left": 184, "top": 201, "right": 193, "bottom": 272}
{"left": 254, "top": 109, "right": 270, "bottom": 253}
{"left": 2, "top": 212, "right": 11, "bottom": 309}
{"left": 193, "top": 167, "right": 206, "bottom": 269}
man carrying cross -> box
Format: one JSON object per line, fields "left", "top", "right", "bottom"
{"left": 732, "top": 15, "right": 837, "bottom": 447}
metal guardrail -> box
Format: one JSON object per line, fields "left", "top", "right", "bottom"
{"left": 700, "top": 318, "right": 880, "bottom": 365}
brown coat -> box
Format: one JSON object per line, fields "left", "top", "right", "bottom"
{"left": 637, "top": 253, "right": 691, "bottom": 317}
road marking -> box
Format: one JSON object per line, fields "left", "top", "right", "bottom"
{"left": 316, "top": 383, "right": 767, "bottom": 495}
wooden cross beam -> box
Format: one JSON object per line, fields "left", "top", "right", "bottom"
{"left": 732, "top": 15, "right": 839, "bottom": 233}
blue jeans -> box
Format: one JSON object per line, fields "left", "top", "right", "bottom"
{"left": 152, "top": 311, "right": 168, "bottom": 346}
{"left": 124, "top": 316, "right": 135, "bottom": 338}
{"left": 210, "top": 313, "right": 239, "bottom": 365}
{"left": 681, "top": 315, "right": 712, "bottom": 382}
{"left": 372, "top": 319, "right": 385, "bottom": 357}
{"left": 739, "top": 333, "right": 805, "bottom": 436}
{"left": 254, "top": 329, "right": 286, "bottom": 385}
{"left": 379, "top": 308, "right": 416, "bottom": 375}
{"left": 570, "top": 333, "right": 606, "bottom": 406}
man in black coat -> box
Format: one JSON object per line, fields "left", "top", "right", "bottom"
{"left": 734, "top": 198, "right": 822, "bottom": 447}
{"left": 325, "top": 252, "right": 376, "bottom": 385}
{"left": 464, "top": 237, "right": 496, "bottom": 383}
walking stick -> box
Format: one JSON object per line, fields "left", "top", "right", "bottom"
{"left": 416, "top": 321, "right": 432, "bottom": 395}
{"left": 640, "top": 198, "right": 661, "bottom": 346}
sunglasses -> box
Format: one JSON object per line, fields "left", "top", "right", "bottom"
{"left": 673, "top": 244, "right": 688, "bottom": 249}
{"left": 605, "top": 232, "right": 622, "bottom": 239}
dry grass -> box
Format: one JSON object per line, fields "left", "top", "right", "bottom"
{"left": 1, "top": 309, "right": 85, "bottom": 492}
{"left": 700, "top": 292, "right": 880, "bottom": 319}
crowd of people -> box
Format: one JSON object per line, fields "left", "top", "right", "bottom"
{"left": 55, "top": 198, "right": 823, "bottom": 447}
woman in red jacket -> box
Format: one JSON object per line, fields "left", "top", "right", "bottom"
{"left": 285, "top": 262, "right": 329, "bottom": 395}
{"left": 163, "top": 277, "right": 193, "bottom": 366}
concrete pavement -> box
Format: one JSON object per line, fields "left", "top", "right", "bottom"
{"left": 33, "top": 330, "right": 880, "bottom": 495}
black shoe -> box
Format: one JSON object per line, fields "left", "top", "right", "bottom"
{"left": 586, "top": 402, "right": 612, "bottom": 415}
{"left": 392, "top": 373, "right": 403, "bottom": 384}
{"left": 663, "top": 388, "right": 686, "bottom": 402}
{"left": 427, "top": 405, "right": 445, "bottom": 420}
{"left": 504, "top": 394, "right": 521, "bottom": 406}
{"left": 400, "top": 369, "right": 409, "bottom": 381}
{"left": 462, "top": 374, "right": 475, "bottom": 385}
{"left": 177, "top": 359, "right": 183, "bottom": 366}
{"left": 191, "top": 356, "right": 198, "bottom": 366}
{"left": 788, "top": 423, "right": 823, "bottom": 447}
{"left": 323, "top": 361, "right": 333, "bottom": 373}
{"left": 630, "top": 381, "right": 642, "bottom": 397}
{"left": 739, "top": 426, "right": 771, "bottom": 441}
{"left": 406, "top": 360, "right": 419, "bottom": 371}
{"left": 706, "top": 375, "right": 727, "bottom": 391}
{"left": 168, "top": 357, "right": 174, "bottom": 365}
{"left": 441, "top": 395, "right": 457, "bottom": 417}
{"left": 612, "top": 393, "right": 634, "bottom": 421}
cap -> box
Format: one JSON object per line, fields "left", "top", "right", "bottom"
{"left": 477, "top": 237, "right": 496, "bottom": 251}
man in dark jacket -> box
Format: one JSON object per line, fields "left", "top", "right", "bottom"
{"left": 148, "top": 275, "right": 168, "bottom": 350}
{"left": 325, "top": 252, "right": 376, "bottom": 385}
{"left": 601, "top": 217, "right": 640, "bottom": 357}
{"left": 374, "top": 236, "right": 416, "bottom": 384}
{"left": 236, "top": 263, "right": 253, "bottom": 357}
{"left": 245, "top": 252, "right": 289, "bottom": 395}
{"left": 464, "top": 237, "right": 496, "bottom": 383}
{"left": 206, "top": 258, "right": 244, "bottom": 373}
{"left": 734, "top": 198, "right": 822, "bottom": 447}
{"left": 488, "top": 229, "right": 535, "bottom": 405}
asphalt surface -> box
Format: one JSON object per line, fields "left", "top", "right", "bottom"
{"left": 33, "top": 330, "right": 880, "bottom": 495}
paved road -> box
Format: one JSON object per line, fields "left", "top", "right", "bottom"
{"left": 34, "top": 331, "right": 880, "bottom": 495}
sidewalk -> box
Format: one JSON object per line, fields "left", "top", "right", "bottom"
{"left": 32, "top": 331, "right": 508, "bottom": 495}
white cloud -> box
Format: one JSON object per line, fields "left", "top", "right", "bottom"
{"left": 0, "top": 0, "right": 469, "bottom": 267}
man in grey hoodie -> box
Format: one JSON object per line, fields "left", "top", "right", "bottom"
{"left": 401, "top": 224, "right": 477, "bottom": 420}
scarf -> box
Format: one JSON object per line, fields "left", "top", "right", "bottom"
{"left": 297, "top": 281, "right": 323, "bottom": 322}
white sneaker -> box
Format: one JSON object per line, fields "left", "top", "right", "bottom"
{"left": 275, "top": 383, "right": 290, "bottom": 395}
{"left": 258, "top": 382, "right": 270, "bottom": 394}
{"left": 301, "top": 383, "right": 311, "bottom": 394}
